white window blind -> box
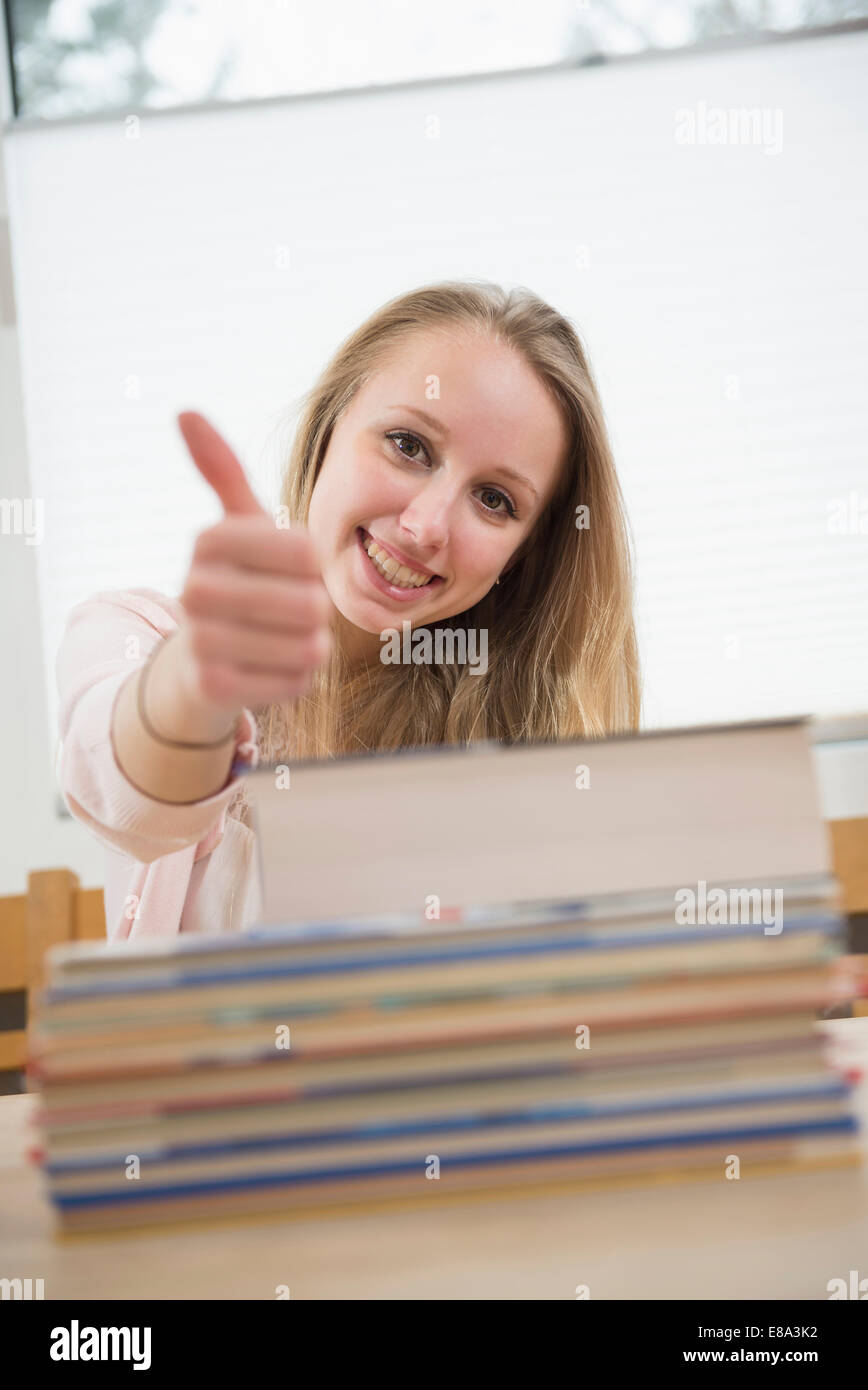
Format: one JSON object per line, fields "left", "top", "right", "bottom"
{"left": 4, "top": 28, "right": 867, "bottom": 744}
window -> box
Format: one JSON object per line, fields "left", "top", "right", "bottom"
{"left": 6, "top": 0, "right": 868, "bottom": 122}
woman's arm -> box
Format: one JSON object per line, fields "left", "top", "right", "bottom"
{"left": 56, "top": 588, "right": 259, "bottom": 865}
{"left": 111, "top": 624, "right": 243, "bottom": 804}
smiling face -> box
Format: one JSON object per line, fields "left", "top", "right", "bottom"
{"left": 306, "top": 326, "right": 569, "bottom": 663}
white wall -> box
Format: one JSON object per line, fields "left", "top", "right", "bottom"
{"left": 0, "top": 139, "right": 108, "bottom": 896}
{"left": 1, "top": 29, "right": 867, "bottom": 896}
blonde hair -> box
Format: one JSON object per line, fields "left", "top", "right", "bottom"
{"left": 258, "top": 279, "right": 640, "bottom": 762}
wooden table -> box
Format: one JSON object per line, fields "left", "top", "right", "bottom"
{"left": 3, "top": 1020, "right": 868, "bottom": 1301}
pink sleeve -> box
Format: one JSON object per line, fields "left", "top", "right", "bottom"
{"left": 55, "top": 587, "right": 260, "bottom": 865}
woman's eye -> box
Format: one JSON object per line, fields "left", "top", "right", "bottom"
{"left": 386, "top": 430, "right": 429, "bottom": 464}
{"left": 478, "top": 487, "right": 517, "bottom": 519}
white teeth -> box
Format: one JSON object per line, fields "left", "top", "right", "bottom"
{"left": 362, "top": 533, "right": 431, "bottom": 588}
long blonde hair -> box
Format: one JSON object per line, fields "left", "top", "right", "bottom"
{"left": 258, "top": 279, "right": 640, "bottom": 762}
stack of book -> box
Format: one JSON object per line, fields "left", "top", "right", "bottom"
{"left": 29, "top": 720, "right": 860, "bottom": 1231}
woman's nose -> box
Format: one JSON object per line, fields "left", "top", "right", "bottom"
{"left": 399, "top": 481, "right": 454, "bottom": 551}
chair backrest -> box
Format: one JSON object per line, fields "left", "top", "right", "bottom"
{"left": 831, "top": 818, "right": 868, "bottom": 918}
{"left": 0, "top": 870, "right": 105, "bottom": 1091}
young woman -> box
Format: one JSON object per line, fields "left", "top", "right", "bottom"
{"left": 56, "top": 280, "right": 640, "bottom": 940}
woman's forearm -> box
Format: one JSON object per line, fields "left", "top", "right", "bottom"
{"left": 111, "top": 628, "right": 244, "bottom": 804}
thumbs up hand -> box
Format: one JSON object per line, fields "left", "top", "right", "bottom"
{"left": 175, "top": 412, "right": 333, "bottom": 712}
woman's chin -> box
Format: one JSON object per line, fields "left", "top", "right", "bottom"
{"left": 327, "top": 585, "right": 401, "bottom": 635}
{"left": 343, "top": 596, "right": 426, "bottom": 631}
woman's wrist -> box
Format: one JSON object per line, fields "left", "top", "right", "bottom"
{"left": 111, "top": 633, "right": 242, "bottom": 806}
{"left": 143, "top": 628, "right": 244, "bottom": 747}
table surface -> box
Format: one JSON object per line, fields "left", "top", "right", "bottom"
{"left": 4, "top": 1019, "right": 868, "bottom": 1301}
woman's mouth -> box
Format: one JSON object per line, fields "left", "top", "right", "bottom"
{"left": 356, "top": 527, "right": 444, "bottom": 600}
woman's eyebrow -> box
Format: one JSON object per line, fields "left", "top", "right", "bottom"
{"left": 497, "top": 468, "right": 539, "bottom": 502}
{"left": 385, "top": 404, "right": 540, "bottom": 501}
{"left": 386, "top": 404, "right": 448, "bottom": 437}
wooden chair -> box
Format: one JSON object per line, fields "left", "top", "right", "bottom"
{"left": 1, "top": 821, "right": 866, "bottom": 1095}
{"left": 831, "top": 818, "right": 868, "bottom": 921}
{"left": 0, "top": 871, "right": 105, "bottom": 1092}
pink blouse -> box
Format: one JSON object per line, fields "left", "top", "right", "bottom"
{"left": 55, "top": 588, "right": 263, "bottom": 941}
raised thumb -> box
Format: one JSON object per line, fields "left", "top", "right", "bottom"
{"left": 177, "top": 411, "right": 265, "bottom": 517}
